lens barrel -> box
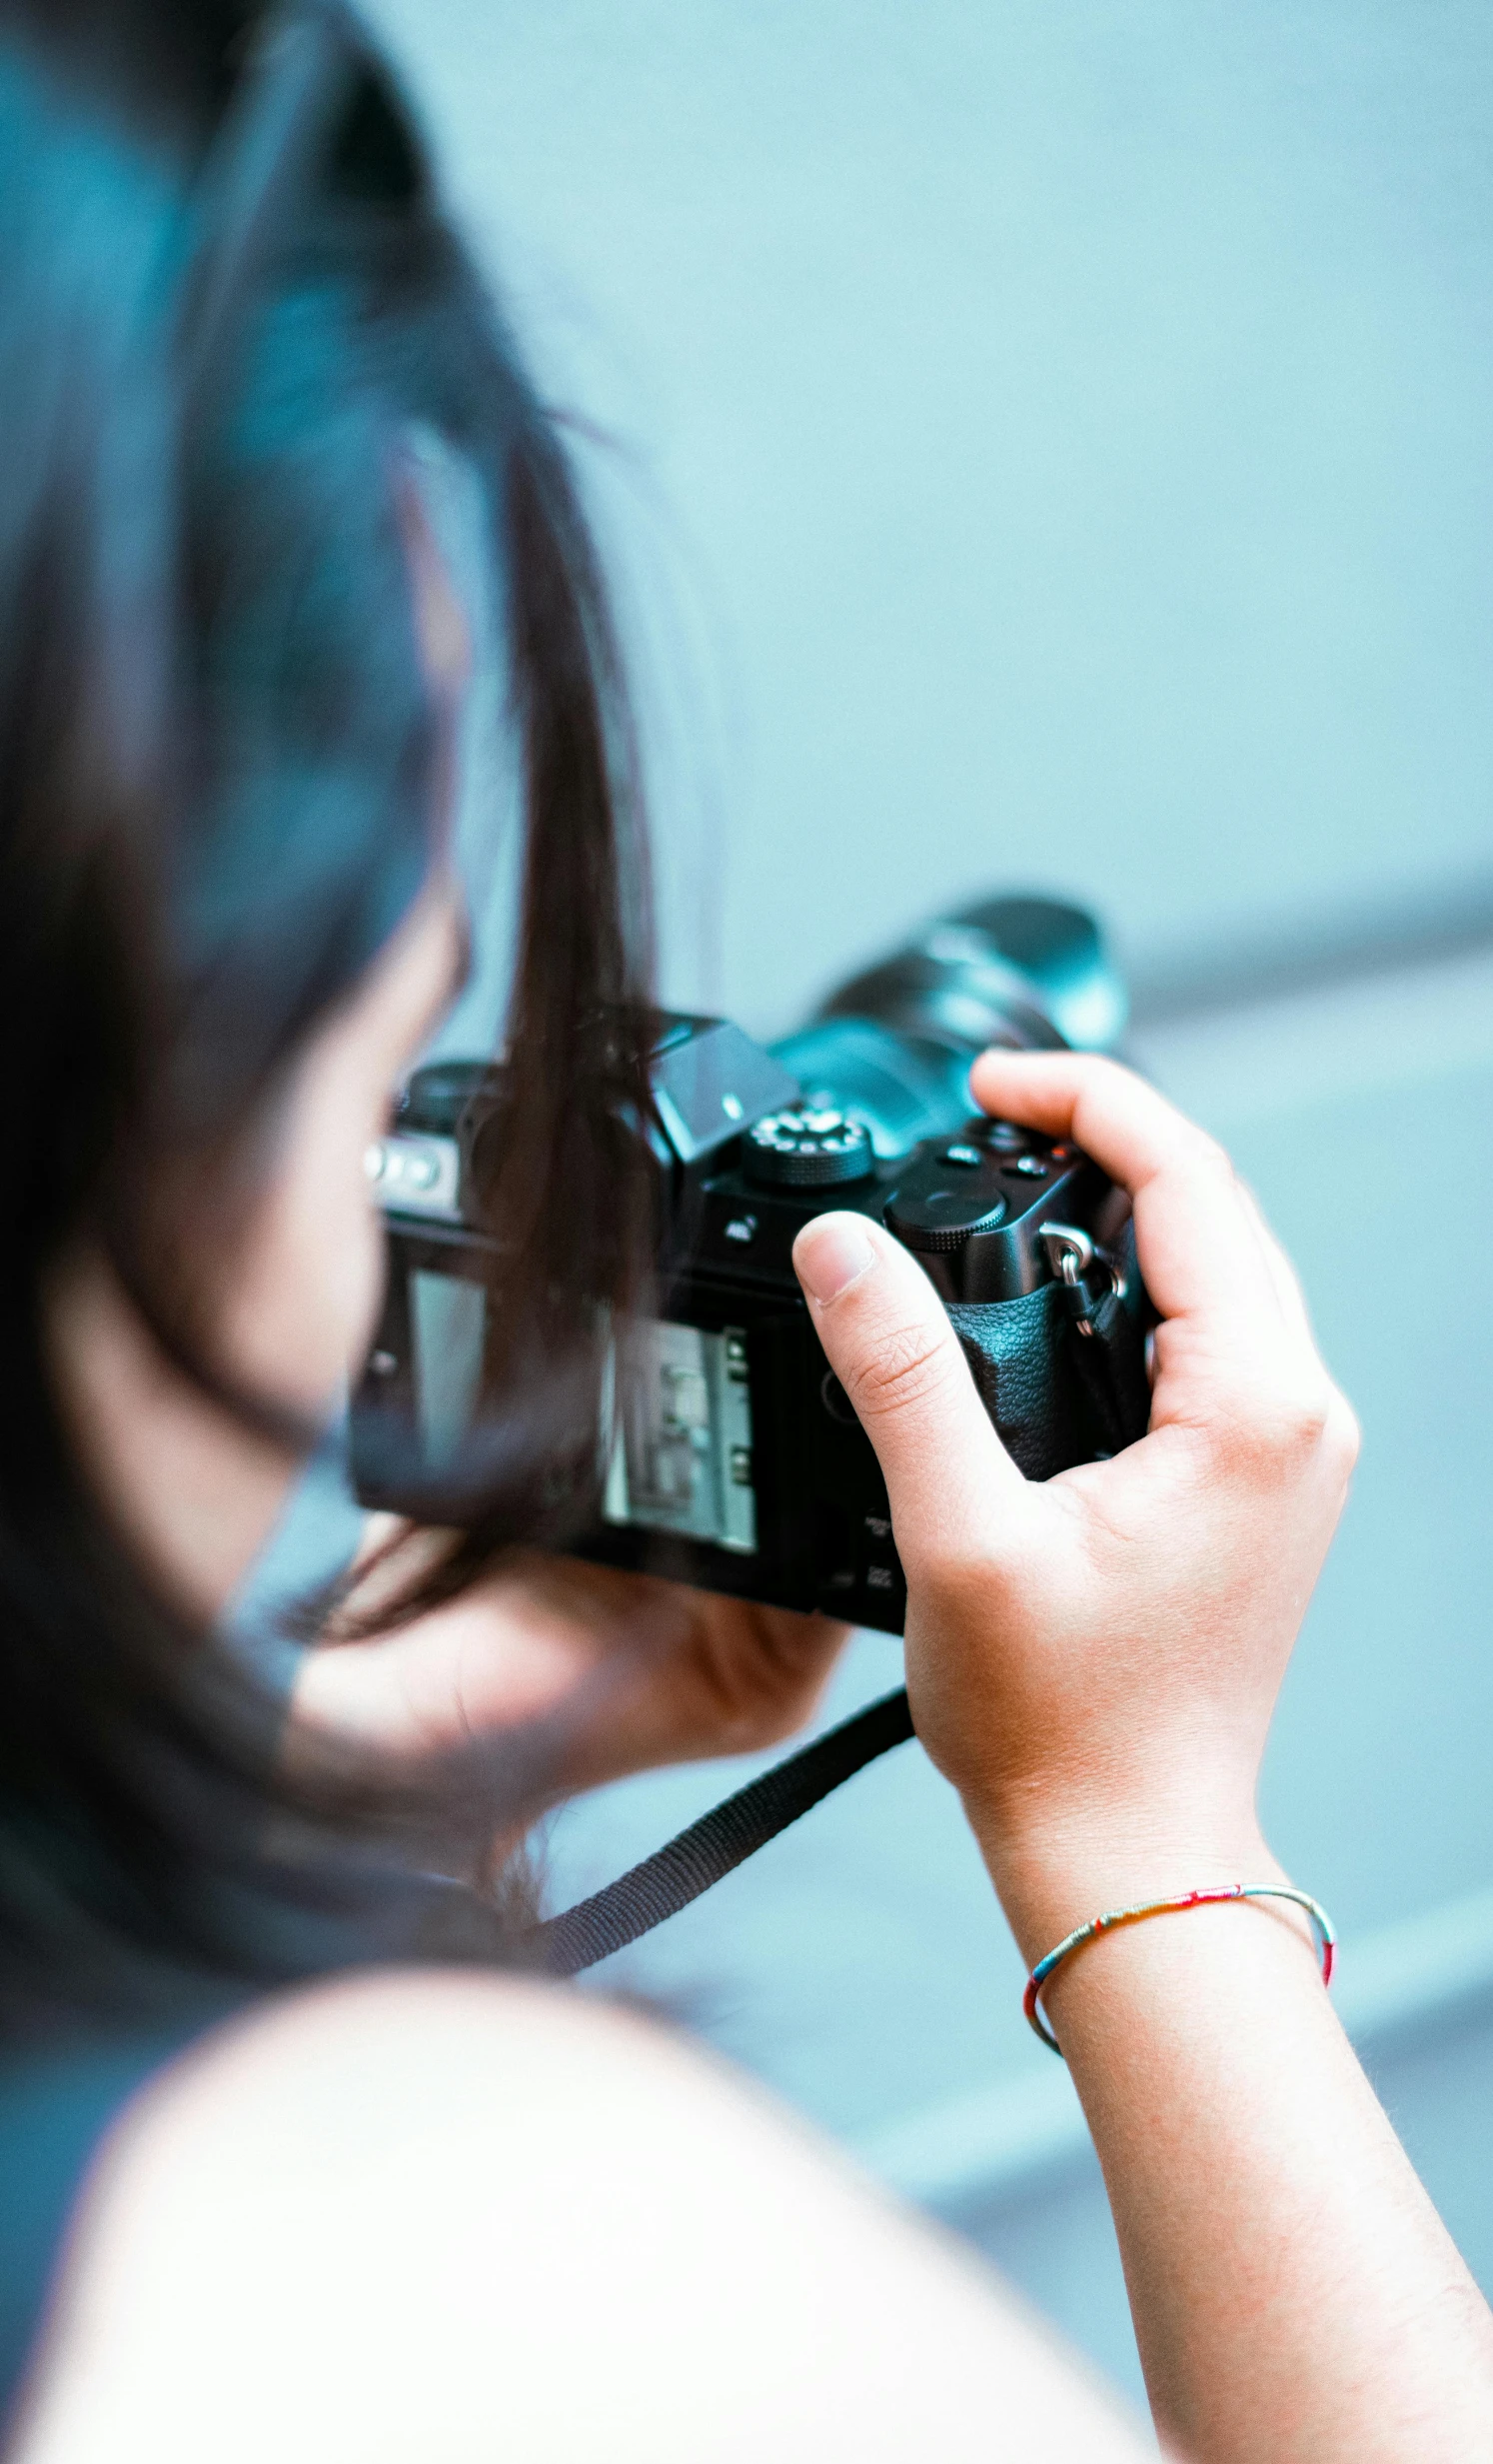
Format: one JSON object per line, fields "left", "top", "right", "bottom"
{"left": 769, "top": 895, "right": 1124, "bottom": 1162}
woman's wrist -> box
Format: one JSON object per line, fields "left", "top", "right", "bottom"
{"left": 989, "top": 1825, "right": 1325, "bottom": 2072}
{"left": 966, "top": 1792, "right": 1285, "bottom": 1975}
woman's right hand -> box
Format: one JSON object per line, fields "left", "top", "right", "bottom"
{"left": 790, "top": 1050, "right": 1359, "bottom": 1957}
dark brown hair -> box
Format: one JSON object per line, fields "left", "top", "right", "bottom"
{"left": 0, "top": 0, "right": 653, "bottom": 2030}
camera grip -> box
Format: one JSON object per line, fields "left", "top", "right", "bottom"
{"left": 946, "top": 1283, "right": 1080, "bottom": 1481}
{"left": 946, "top": 1241, "right": 1150, "bottom": 1481}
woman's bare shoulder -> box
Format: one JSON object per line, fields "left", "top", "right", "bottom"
{"left": 13, "top": 1967, "right": 1149, "bottom": 2464}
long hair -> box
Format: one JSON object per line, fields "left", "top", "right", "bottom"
{"left": 0, "top": 0, "right": 654, "bottom": 2031}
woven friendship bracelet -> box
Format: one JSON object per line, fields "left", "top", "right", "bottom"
{"left": 1022, "top": 1883, "right": 1336, "bottom": 2055}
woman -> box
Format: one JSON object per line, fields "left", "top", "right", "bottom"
{"left": 1, "top": 2, "right": 1490, "bottom": 2457}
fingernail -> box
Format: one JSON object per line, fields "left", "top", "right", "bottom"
{"left": 793, "top": 1215, "right": 875, "bottom": 1302}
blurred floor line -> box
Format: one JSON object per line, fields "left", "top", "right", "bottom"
{"left": 1127, "top": 867, "right": 1493, "bottom": 1025}
{"left": 1131, "top": 937, "right": 1493, "bottom": 1132}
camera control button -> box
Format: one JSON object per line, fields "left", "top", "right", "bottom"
{"left": 1010, "top": 1155, "right": 1048, "bottom": 1178}
{"left": 942, "top": 1144, "right": 984, "bottom": 1167}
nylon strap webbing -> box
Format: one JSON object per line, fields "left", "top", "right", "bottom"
{"left": 531, "top": 1686, "right": 915, "bottom": 1975}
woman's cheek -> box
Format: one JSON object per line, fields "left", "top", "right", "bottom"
{"left": 223, "top": 1137, "right": 388, "bottom": 1415}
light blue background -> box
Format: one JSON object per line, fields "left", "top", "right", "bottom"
{"left": 262, "top": 0, "right": 1493, "bottom": 2410}
{"left": 368, "top": 0, "right": 1493, "bottom": 1028}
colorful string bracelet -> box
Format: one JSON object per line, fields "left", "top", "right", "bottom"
{"left": 1022, "top": 1883, "right": 1336, "bottom": 2055}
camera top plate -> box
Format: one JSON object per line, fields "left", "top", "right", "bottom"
{"left": 687, "top": 1116, "right": 1101, "bottom": 1306}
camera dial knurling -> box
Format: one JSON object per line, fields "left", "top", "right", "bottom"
{"left": 882, "top": 1168, "right": 1008, "bottom": 1252}
{"left": 743, "top": 1107, "right": 873, "bottom": 1190}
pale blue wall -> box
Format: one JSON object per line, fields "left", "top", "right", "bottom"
{"left": 368, "top": 0, "right": 1493, "bottom": 1028}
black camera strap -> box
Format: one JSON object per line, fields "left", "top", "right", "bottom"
{"left": 531, "top": 1686, "right": 915, "bottom": 1975}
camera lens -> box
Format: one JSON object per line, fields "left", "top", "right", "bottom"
{"left": 769, "top": 897, "right": 1123, "bottom": 1164}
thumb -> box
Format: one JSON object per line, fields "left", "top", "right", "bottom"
{"left": 791, "top": 1212, "right": 1028, "bottom": 1576}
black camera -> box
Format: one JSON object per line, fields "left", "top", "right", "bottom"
{"left": 351, "top": 897, "right": 1150, "bottom": 1636}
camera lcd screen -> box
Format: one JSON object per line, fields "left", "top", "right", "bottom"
{"left": 403, "top": 1270, "right": 757, "bottom": 1556}
{"left": 604, "top": 1319, "right": 757, "bottom": 1555}
{"left": 409, "top": 1267, "right": 487, "bottom": 1468}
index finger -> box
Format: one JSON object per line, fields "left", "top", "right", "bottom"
{"left": 967, "top": 1049, "right": 1290, "bottom": 1355}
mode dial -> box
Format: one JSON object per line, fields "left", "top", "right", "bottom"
{"left": 743, "top": 1107, "right": 873, "bottom": 1190}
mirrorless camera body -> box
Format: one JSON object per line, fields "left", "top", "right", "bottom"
{"left": 350, "top": 897, "right": 1151, "bottom": 1636}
